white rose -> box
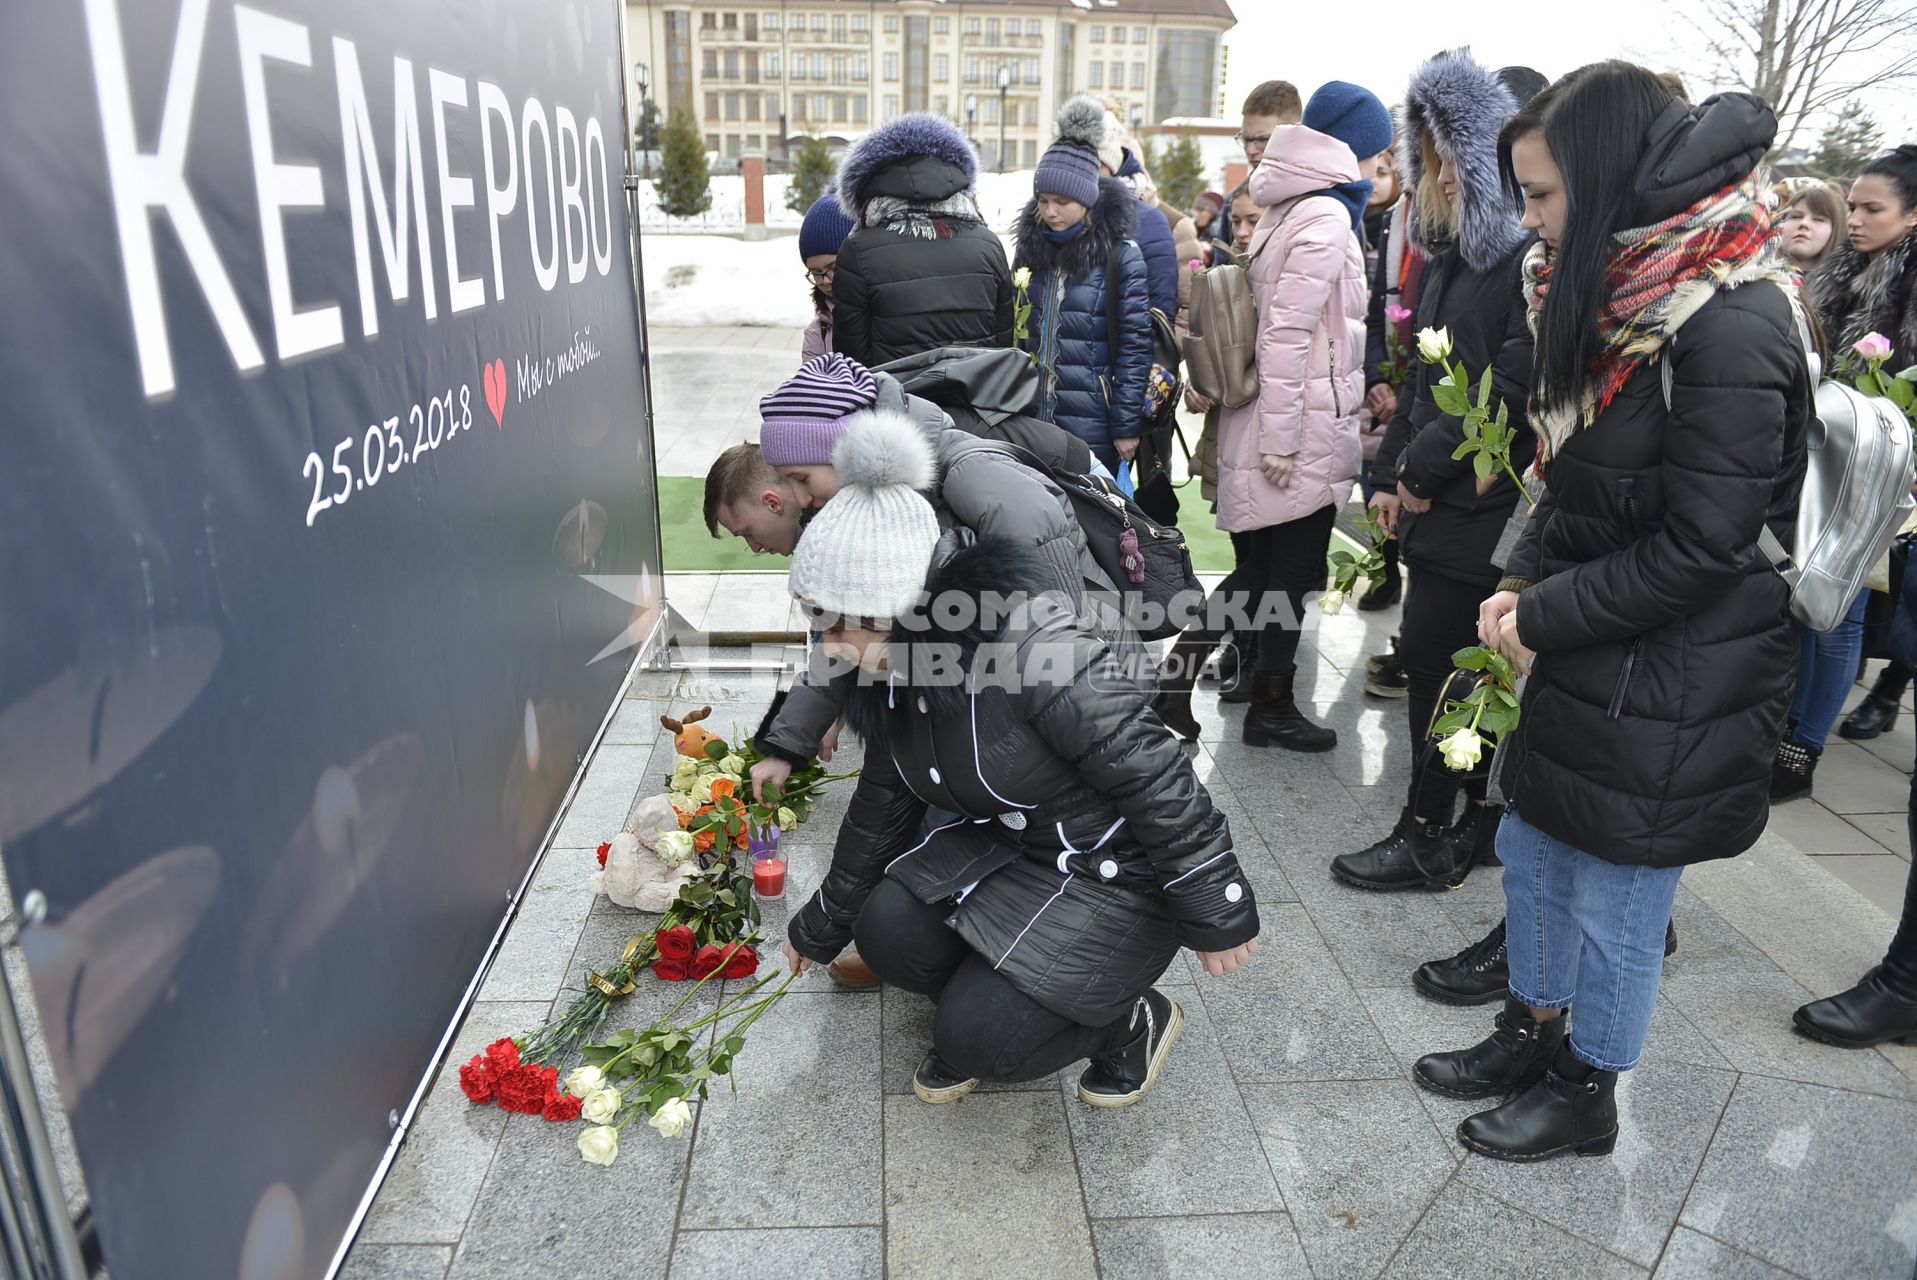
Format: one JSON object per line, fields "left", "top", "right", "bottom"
{"left": 671, "top": 757, "right": 699, "bottom": 789}
{"left": 669, "top": 791, "right": 701, "bottom": 815}
{"left": 648, "top": 1096, "right": 694, "bottom": 1139}
{"left": 655, "top": 829, "right": 697, "bottom": 865}
{"left": 563, "top": 1065, "right": 604, "bottom": 1099}
{"left": 1438, "top": 727, "right": 1484, "bottom": 771}
{"left": 720, "top": 753, "right": 745, "bottom": 777}
{"left": 576, "top": 1125, "right": 620, "bottom": 1166}
{"left": 776, "top": 806, "right": 798, "bottom": 829}
{"left": 691, "top": 775, "right": 714, "bottom": 804}
{"left": 581, "top": 1087, "right": 623, "bottom": 1125}
{"left": 1416, "top": 326, "right": 1453, "bottom": 362}
{"left": 1012, "top": 266, "right": 1032, "bottom": 289}
{"left": 1319, "top": 589, "right": 1346, "bottom": 615}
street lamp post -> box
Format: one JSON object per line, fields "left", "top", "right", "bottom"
{"left": 996, "top": 63, "right": 1011, "bottom": 174}
{"left": 964, "top": 93, "right": 978, "bottom": 156}
{"left": 634, "top": 61, "right": 652, "bottom": 179}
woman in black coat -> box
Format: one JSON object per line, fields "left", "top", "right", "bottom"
{"left": 830, "top": 113, "right": 1013, "bottom": 368}
{"left": 1413, "top": 66, "right": 1810, "bottom": 1163}
{"left": 1334, "top": 51, "right": 1537, "bottom": 892}
{"left": 777, "top": 419, "right": 1260, "bottom": 1108}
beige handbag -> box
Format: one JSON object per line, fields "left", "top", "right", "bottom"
{"left": 1184, "top": 256, "right": 1261, "bottom": 409}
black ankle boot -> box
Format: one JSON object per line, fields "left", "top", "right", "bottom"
{"left": 1458, "top": 1041, "right": 1619, "bottom": 1162}
{"left": 1243, "top": 670, "right": 1337, "bottom": 751}
{"left": 1203, "top": 638, "right": 1240, "bottom": 686}
{"left": 1077, "top": 989, "right": 1183, "bottom": 1108}
{"left": 1446, "top": 802, "right": 1503, "bottom": 874}
{"left": 1331, "top": 807, "right": 1455, "bottom": 890}
{"left": 1770, "top": 737, "right": 1817, "bottom": 803}
{"left": 1793, "top": 966, "right": 1917, "bottom": 1048}
{"left": 1414, "top": 997, "right": 1568, "bottom": 1098}
{"left": 912, "top": 1052, "right": 980, "bottom": 1104}
{"left": 1219, "top": 637, "right": 1257, "bottom": 704}
{"left": 1840, "top": 672, "right": 1905, "bottom": 740}
{"left": 1414, "top": 919, "right": 1510, "bottom": 1005}
{"left": 1151, "top": 632, "right": 1216, "bottom": 743}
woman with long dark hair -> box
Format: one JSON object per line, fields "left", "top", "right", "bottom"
{"left": 1333, "top": 52, "right": 1538, "bottom": 890}
{"left": 1795, "top": 144, "right": 1917, "bottom": 1049}
{"left": 1412, "top": 64, "right": 1811, "bottom": 1161}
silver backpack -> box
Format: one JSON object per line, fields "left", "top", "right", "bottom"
{"left": 1663, "top": 288, "right": 1916, "bottom": 633}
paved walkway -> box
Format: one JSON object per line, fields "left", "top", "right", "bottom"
{"left": 349, "top": 598, "right": 1917, "bottom": 1280}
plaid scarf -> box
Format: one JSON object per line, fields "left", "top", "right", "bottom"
{"left": 863, "top": 190, "right": 983, "bottom": 241}
{"left": 1525, "top": 176, "right": 1794, "bottom": 464}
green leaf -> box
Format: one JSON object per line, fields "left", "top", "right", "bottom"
{"left": 1889, "top": 378, "right": 1915, "bottom": 411}
{"left": 1858, "top": 370, "right": 1884, "bottom": 398}
{"left": 1897, "top": 366, "right": 1917, "bottom": 383}
{"left": 1431, "top": 709, "right": 1473, "bottom": 736}
{"left": 1479, "top": 705, "right": 1521, "bottom": 737}
{"left": 1452, "top": 646, "right": 1494, "bottom": 670}
{"left": 1451, "top": 441, "right": 1478, "bottom": 461}
{"left": 1431, "top": 384, "right": 1469, "bottom": 417}
{"left": 1473, "top": 452, "right": 1495, "bottom": 479}
{"left": 1476, "top": 362, "right": 1494, "bottom": 406}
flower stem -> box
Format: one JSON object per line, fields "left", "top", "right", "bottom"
{"left": 1501, "top": 461, "right": 1534, "bottom": 506}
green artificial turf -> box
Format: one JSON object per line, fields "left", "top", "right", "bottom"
{"left": 659, "top": 475, "right": 1252, "bottom": 574}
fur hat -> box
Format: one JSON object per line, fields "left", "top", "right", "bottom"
{"left": 786, "top": 411, "right": 940, "bottom": 625}
{"left": 1400, "top": 48, "right": 1526, "bottom": 272}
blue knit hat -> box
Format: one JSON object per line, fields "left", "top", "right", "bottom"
{"left": 798, "top": 193, "right": 856, "bottom": 261}
{"left": 758, "top": 353, "right": 879, "bottom": 466}
{"left": 1303, "top": 81, "right": 1395, "bottom": 162}
{"left": 1034, "top": 95, "right": 1108, "bottom": 207}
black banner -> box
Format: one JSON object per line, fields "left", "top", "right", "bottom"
{"left": 0, "top": 2, "right": 659, "bottom": 1275}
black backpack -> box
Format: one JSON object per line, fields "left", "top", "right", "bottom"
{"left": 1104, "top": 241, "right": 1185, "bottom": 526}
{"left": 979, "top": 439, "right": 1201, "bottom": 642}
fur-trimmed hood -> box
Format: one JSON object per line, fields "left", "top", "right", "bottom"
{"left": 1011, "top": 176, "right": 1139, "bottom": 280}
{"left": 832, "top": 113, "right": 978, "bottom": 211}
{"left": 1811, "top": 233, "right": 1917, "bottom": 372}
{"left": 1400, "top": 48, "right": 1525, "bottom": 272}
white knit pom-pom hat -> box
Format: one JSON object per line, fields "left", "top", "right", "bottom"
{"left": 787, "top": 409, "right": 940, "bottom": 625}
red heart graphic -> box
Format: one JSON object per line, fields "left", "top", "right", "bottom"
{"left": 483, "top": 358, "right": 506, "bottom": 427}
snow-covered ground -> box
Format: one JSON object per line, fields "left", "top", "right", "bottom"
{"left": 638, "top": 168, "right": 1044, "bottom": 233}
{"left": 638, "top": 171, "right": 1033, "bottom": 327}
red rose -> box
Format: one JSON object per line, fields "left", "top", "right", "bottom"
{"left": 597, "top": 841, "right": 612, "bottom": 868}
{"left": 656, "top": 926, "right": 696, "bottom": 963}
{"left": 457, "top": 1056, "right": 494, "bottom": 1104}
{"left": 651, "top": 956, "right": 691, "bottom": 981}
{"left": 484, "top": 1037, "right": 520, "bottom": 1071}
{"left": 690, "top": 944, "right": 726, "bottom": 979}
{"left": 718, "top": 942, "right": 759, "bottom": 979}
{"left": 542, "top": 1092, "right": 583, "bottom": 1122}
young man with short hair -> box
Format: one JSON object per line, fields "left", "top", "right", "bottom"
{"left": 704, "top": 443, "right": 806, "bottom": 557}
{"left": 1238, "top": 80, "right": 1303, "bottom": 170}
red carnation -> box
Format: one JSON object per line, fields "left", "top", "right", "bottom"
{"left": 484, "top": 1037, "right": 520, "bottom": 1071}
{"left": 718, "top": 942, "right": 759, "bottom": 979}
{"left": 597, "top": 841, "right": 612, "bottom": 868}
{"left": 656, "top": 925, "right": 696, "bottom": 963}
{"left": 458, "top": 1056, "right": 495, "bottom": 1104}
{"left": 542, "top": 1091, "right": 583, "bottom": 1122}
{"left": 651, "top": 956, "right": 691, "bottom": 981}
{"left": 690, "top": 944, "right": 727, "bottom": 979}
{"left": 495, "top": 1064, "right": 549, "bottom": 1114}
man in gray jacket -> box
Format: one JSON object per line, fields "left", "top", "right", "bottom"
{"left": 745, "top": 354, "right": 1131, "bottom": 801}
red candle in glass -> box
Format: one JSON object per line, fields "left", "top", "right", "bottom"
{"left": 753, "top": 858, "right": 786, "bottom": 897}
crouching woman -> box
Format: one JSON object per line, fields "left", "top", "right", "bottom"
{"left": 779, "top": 415, "right": 1260, "bottom": 1107}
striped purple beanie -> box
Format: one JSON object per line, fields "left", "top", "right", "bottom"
{"left": 758, "top": 353, "right": 879, "bottom": 466}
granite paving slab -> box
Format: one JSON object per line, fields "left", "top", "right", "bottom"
{"left": 1651, "top": 1228, "right": 1808, "bottom": 1280}
{"left": 1378, "top": 1180, "right": 1649, "bottom": 1280}
{"left": 1090, "top": 1213, "right": 1312, "bottom": 1280}
{"left": 668, "top": 1227, "right": 883, "bottom": 1279}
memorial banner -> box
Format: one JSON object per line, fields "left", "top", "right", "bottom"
{"left": 0, "top": 1, "right": 660, "bottom": 1274}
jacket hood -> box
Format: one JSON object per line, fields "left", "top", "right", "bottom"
{"left": 1629, "top": 93, "right": 1775, "bottom": 226}
{"left": 833, "top": 113, "right": 978, "bottom": 210}
{"left": 1400, "top": 48, "right": 1526, "bottom": 272}
{"left": 1012, "top": 176, "right": 1139, "bottom": 279}
{"left": 840, "top": 535, "right": 1063, "bottom": 741}
{"left": 875, "top": 346, "right": 1040, "bottom": 422}
{"left": 1249, "top": 124, "right": 1361, "bottom": 208}
{"left": 870, "top": 369, "right": 959, "bottom": 439}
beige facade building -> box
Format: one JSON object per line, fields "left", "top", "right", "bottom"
{"left": 623, "top": 0, "right": 1235, "bottom": 170}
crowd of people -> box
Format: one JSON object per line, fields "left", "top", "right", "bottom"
{"left": 699, "top": 52, "right": 1917, "bottom": 1162}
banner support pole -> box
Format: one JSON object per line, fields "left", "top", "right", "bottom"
{"left": 0, "top": 899, "right": 88, "bottom": 1280}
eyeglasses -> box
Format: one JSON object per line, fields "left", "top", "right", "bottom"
{"left": 1234, "top": 132, "right": 1271, "bottom": 148}
{"left": 804, "top": 264, "right": 836, "bottom": 283}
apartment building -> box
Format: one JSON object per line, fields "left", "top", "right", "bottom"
{"left": 624, "top": 0, "right": 1235, "bottom": 169}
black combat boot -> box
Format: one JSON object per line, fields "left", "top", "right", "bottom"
{"left": 1414, "top": 919, "right": 1511, "bottom": 1006}
{"left": 1077, "top": 989, "right": 1183, "bottom": 1109}
{"left": 1458, "top": 1041, "right": 1620, "bottom": 1162}
{"left": 1330, "top": 808, "right": 1454, "bottom": 890}
{"left": 1840, "top": 664, "right": 1908, "bottom": 740}
{"left": 1242, "top": 669, "right": 1337, "bottom": 751}
{"left": 1414, "top": 997, "right": 1569, "bottom": 1099}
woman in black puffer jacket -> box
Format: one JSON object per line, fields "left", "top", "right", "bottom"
{"left": 831, "top": 113, "right": 1013, "bottom": 367}
{"left": 777, "top": 419, "right": 1260, "bottom": 1109}
{"left": 1335, "top": 52, "right": 1539, "bottom": 892}
{"left": 1412, "top": 66, "right": 1810, "bottom": 1163}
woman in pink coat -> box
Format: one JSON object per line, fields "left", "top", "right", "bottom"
{"left": 1211, "top": 84, "right": 1390, "bottom": 752}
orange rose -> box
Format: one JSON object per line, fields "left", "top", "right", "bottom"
{"left": 693, "top": 828, "right": 716, "bottom": 853}
{"left": 710, "top": 777, "right": 736, "bottom": 802}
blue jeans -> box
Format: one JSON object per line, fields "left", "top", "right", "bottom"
{"left": 1789, "top": 588, "right": 1871, "bottom": 750}
{"left": 1498, "top": 808, "right": 1685, "bottom": 1072}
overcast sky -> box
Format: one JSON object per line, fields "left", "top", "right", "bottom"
{"left": 1217, "top": 0, "right": 1917, "bottom": 151}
